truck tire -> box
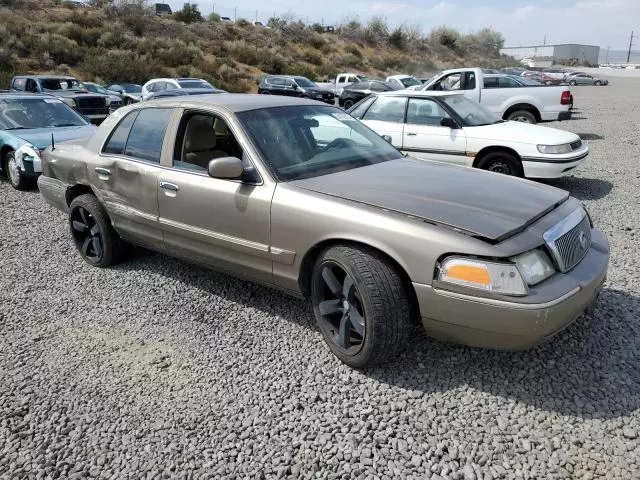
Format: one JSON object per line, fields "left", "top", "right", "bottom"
{"left": 507, "top": 110, "right": 536, "bottom": 124}
{"left": 311, "top": 244, "right": 412, "bottom": 368}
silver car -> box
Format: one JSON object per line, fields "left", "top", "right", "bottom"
{"left": 566, "top": 73, "right": 609, "bottom": 86}
{"left": 37, "top": 95, "right": 609, "bottom": 368}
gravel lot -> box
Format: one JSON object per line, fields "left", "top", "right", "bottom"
{"left": 1, "top": 79, "right": 639, "bottom": 480}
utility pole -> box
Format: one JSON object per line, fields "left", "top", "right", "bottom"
{"left": 627, "top": 31, "right": 635, "bottom": 64}
{"left": 543, "top": 33, "right": 546, "bottom": 46}
{"left": 605, "top": 46, "right": 610, "bottom": 64}
{"left": 234, "top": 7, "right": 237, "bottom": 22}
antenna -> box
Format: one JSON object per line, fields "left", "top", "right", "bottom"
{"left": 51, "top": 132, "right": 55, "bottom": 151}
{"left": 627, "top": 31, "right": 635, "bottom": 65}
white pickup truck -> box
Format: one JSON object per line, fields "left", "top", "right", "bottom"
{"left": 418, "top": 68, "right": 572, "bottom": 124}
{"left": 316, "top": 73, "right": 368, "bottom": 97}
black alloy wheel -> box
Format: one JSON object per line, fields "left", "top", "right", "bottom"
{"left": 476, "top": 151, "right": 523, "bottom": 177}
{"left": 68, "top": 194, "right": 123, "bottom": 267}
{"left": 315, "top": 261, "right": 366, "bottom": 355}
{"left": 70, "top": 205, "right": 104, "bottom": 264}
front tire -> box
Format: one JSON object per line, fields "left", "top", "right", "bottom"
{"left": 594, "top": 80, "right": 601, "bottom": 86}
{"left": 343, "top": 99, "right": 354, "bottom": 109}
{"left": 569, "top": 80, "right": 577, "bottom": 86}
{"left": 476, "top": 151, "right": 523, "bottom": 177}
{"left": 69, "top": 194, "right": 123, "bottom": 268}
{"left": 311, "top": 245, "right": 412, "bottom": 368}
{"left": 507, "top": 110, "right": 536, "bottom": 124}
{"left": 3, "top": 151, "right": 31, "bottom": 190}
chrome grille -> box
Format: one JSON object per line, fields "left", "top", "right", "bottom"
{"left": 545, "top": 213, "right": 591, "bottom": 272}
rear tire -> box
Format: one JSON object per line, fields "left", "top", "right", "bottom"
{"left": 3, "top": 151, "right": 32, "bottom": 191}
{"left": 69, "top": 194, "right": 123, "bottom": 268}
{"left": 506, "top": 110, "right": 536, "bottom": 124}
{"left": 569, "top": 80, "right": 577, "bottom": 86}
{"left": 476, "top": 151, "right": 523, "bottom": 177}
{"left": 311, "top": 245, "right": 412, "bottom": 368}
{"left": 594, "top": 80, "right": 601, "bottom": 86}
{"left": 343, "top": 99, "right": 354, "bottom": 109}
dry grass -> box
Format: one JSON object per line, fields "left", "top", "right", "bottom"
{"left": 0, "top": 0, "right": 516, "bottom": 91}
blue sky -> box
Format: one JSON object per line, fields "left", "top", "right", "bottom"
{"left": 164, "top": 0, "right": 638, "bottom": 49}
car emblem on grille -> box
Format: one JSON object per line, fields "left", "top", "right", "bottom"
{"left": 578, "top": 230, "right": 587, "bottom": 249}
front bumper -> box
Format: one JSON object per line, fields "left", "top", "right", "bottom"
{"left": 521, "top": 147, "right": 588, "bottom": 179}
{"left": 414, "top": 229, "right": 609, "bottom": 350}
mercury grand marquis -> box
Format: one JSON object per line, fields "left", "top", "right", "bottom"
{"left": 37, "top": 94, "right": 609, "bottom": 368}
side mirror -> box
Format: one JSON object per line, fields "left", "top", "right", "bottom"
{"left": 381, "top": 134, "right": 393, "bottom": 144}
{"left": 440, "top": 117, "right": 459, "bottom": 129}
{"left": 208, "top": 156, "right": 244, "bottom": 179}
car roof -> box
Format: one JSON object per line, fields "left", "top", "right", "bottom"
{"left": 374, "top": 90, "right": 465, "bottom": 98}
{"left": 142, "top": 93, "right": 325, "bottom": 112}
{"left": 14, "top": 75, "right": 77, "bottom": 79}
{"left": 0, "top": 92, "right": 56, "bottom": 100}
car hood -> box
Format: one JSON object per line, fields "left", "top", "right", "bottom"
{"left": 291, "top": 157, "right": 569, "bottom": 242}
{"left": 44, "top": 90, "right": 105, "bottom": 99}
{"left": 465, "top": 121, "right": 579, "bottom": 145}
{"left": 14, "top": 125, "right": 97, "bottom": 150}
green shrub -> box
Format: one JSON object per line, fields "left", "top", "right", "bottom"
{"left": 156, "top": 41, "right": 204, "bottom": 68}
{"left": 302, "top": 50, "right": 323, "bottom": 65}
{"left": 173, "top": 3, "right": 203, "bottom": 24}
{"left": 388, "top": 27, "right": 405, "bottom": 49}
{"left": 344, "top": 44, "right": 362, "bottom": 58}
{"left": 80, "top": 49, "right": 171, "bottom": 84}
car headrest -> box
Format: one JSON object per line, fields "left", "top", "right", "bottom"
{"left": 184, "top": 117, "right": 216, "bottom": 152}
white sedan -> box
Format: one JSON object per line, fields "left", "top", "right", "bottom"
{"left": 349, "top": 91, "right": 588, "bottom": 178}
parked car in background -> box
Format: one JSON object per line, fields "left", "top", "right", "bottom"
{"left": 141, "top": 78, "right": 217, "bottom": 100}
{"left": 9, "top": 75, "right": 111, "bottom": 124}
{"left": 565, "top": 73, "right": 609, "bottom": 86}
{"left": 37, "top": 94, "right": 608, "bottom": 369}
{"left": 316, "top": 73, "right": 368, "bottom": 96}
{"left": 80, "top": 82, "right": 123, "bottom": 109}
{"left": 258, "top": 75, "right": 334, "bottom": 104}
{"left": 338, "top": 80, "right": 400, "bottom": 109}
{"left": 418, "top": 68, "right": 572, "bottom": 124}
{"left": 481, "top": 69, "right": 501, "bottom": 74}
{"left": 106, "top": 83, "right": 143, "bottom": 104}
{"left": 385, "top": 75, "right": 423, "bottom": 90}
{"left": 349, "top": 91, "right": 588, "bottom": 179}
{"left": 146, "top": 88, "right": 227, "bottom": 100}
{"left": 541, "top": 68, "right": 571, "bottom": 81}
{"left": 500, "top": 67, "right": 526, "bottom": 76}
{"left": 0, "top": 93, "right": 96, "bottom": 189}
{"left": 521, "top": 71, "right": 563, "bottom": 85}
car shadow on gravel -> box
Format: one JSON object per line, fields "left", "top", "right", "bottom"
{"left": 577, "top": 133, "right": 605, "bottom": 140}
{"left": 366, "top": 287, "right": 640, "bottom": 420}
{"left": 540, "top": 176, "right": 613, "bottom": 201}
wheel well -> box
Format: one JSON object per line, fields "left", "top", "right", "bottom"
{"left": 65, "top": 184, "right": 94, "bottom": 207}
{"left": 473, "top": 146, "right": 522, "bottom": 168}
{"left": 298, "top": 239, "right": 420, "bottom": 319}
{"left": 1, "top": 145, "right": 14, "bottom": 163}
{"left": 503, "top": 104, "right": 541, "bottom": 122}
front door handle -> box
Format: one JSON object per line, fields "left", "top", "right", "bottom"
{"left": 159, "top": 181, "right": 180, "bottom": 192}
{"left": 94, "top": 167, "right": 111, "bottom": 175}
{"left": 406, "top": 132, "right": 417, "bottom": 136}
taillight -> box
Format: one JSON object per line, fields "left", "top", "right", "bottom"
{"left": 561, "top": 91, "right": 571, "bottom": 105}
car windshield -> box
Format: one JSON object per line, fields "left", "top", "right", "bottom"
{"left": 0, "top": 97, "right": 87, "bottom": 129}
{"left": 517, "top": 77, "right": 543, "bottom": 86}
{"left": 237, "top": 105, "right": 402, "bottom": 181}
{"left": 177, "top": 80, "right": 214, "bottom": 89}
{"left": 40, "top": 78, "right": 82, "bottom": 90}
{"left": 294, "top": 77, "right": 317, "bottom": 88}
{"left": 400, "top": 77, "right": 422, "bottom": 87}
{"left": 442, "top": 95, "right": 498, "bottom": 126}
{"left": 82, "top": 83, "right": 109, "bottom": 94}
{"left": 121, "top": 84, "right": 142, "bottom": 93}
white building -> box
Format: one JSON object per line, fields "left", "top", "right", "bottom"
{"left": 500, "top": 44, "right": 600, "bottom": 67}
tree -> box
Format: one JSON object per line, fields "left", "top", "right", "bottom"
{"left": 173, "top": 2, "right": 203, "bottom": 24}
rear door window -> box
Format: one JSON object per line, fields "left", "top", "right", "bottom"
{"left": 12, "top": 78, "right": 26, "bottom": 91}
{"left": 124, "top": 108, "right": 172, "bottom": 163}
{"left": 361, "top": 96, "right": 407, "bottom": 123}
{"left": 102, "top": 111, "right": 138, "bottom": 155}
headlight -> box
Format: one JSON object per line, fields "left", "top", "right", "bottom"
{"left": 510, "top": 250, "right": 555, "bottom": 285}
{"left": 60, "top": 97, "right": 76, "bottom": 107}
{"left": 105, "top": 97, "right": 111, "bottom": 106}
{"left": 537, "top": 144, "right": 572, "bottom": 154}
{"left": 438, "top": 256, "right": 528, "bottom": 296}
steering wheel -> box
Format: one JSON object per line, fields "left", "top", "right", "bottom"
{"left": 322, "top": 138, "right": 356, "bottom": 152}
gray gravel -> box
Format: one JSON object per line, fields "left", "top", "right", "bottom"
{"left": 1, "top": 79, "right": 639, "bottom": 479}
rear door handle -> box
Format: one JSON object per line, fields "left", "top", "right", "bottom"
{"left": 94, "top": 167, "right": 111, "bottom": 175}
{"left": 159, "top": 181, "right": 180, "bottom": 192}
{"left": 406, "top": 132, "right": 417, "bottom": 136}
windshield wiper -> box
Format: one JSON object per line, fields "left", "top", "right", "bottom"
{"left": 4, "top": 126, "right": 28, "bottom": 130}
{"left": 50, "top": 123, "right": 80, "bottom": 127}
